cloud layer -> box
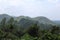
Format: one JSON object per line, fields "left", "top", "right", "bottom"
{"left": 0, "top": 0, "right": 60, "bottom": 20}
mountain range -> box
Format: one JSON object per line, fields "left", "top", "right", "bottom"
{"left": 0, "top": 14, "right": 59, "bottom": 30}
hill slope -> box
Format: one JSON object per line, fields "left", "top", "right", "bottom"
{"left": 0, "top": 14, "right": 57, "bottom": 30}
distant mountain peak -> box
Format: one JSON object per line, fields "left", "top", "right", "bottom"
{"left": 34, "top": 16, "right": 49, "bottom": 20}
{"left": 0, "top": 14, "right": 12, "bottom": 21}
{"left": 0, "top": 14, "right": 56, "bottom": 25}
{"left": 0, "top": 14, "right": 9, "bottom": 16}
{"left": 33, "top": 16, "right": 55, "bottom": 24}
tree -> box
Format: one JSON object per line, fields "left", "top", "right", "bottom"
{"left": 0, "top": 18, "right": 6, "bottom": 27}
{"left": 6, "top": 17, "right": 14, "bottom": 32}
{"left": 51, "top": 26, "right": 60, "bottom": 34}
{"left": 0, "top": 18, "right": 7, "bottom": 31}
{"left": 7, "top": 17, "right": 14, "bottom": 25}
{"left": 41, "top": 32, "right": 58, "bottom": 40}
{"left": 27, "top": 23, "right": 39, "bottom": 37}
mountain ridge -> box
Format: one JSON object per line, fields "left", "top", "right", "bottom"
{"left": 0, "top": 14, "right": 56, "bottom": 24}
{"left": 0, "top": 14, "right": 58, "bottom": 30}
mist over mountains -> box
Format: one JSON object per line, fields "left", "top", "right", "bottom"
{"left": 0, "top": 14, "right": 59, "bottom": 30}
{"left": 0, "top": 14, "right": 60, "bottom": 40}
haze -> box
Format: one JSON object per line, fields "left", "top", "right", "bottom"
{"left": 0, "top": 0, "right": 60, "bottom": 20}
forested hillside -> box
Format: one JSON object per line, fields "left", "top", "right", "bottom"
{"left": 0, "top": 14, "right": 60, "bottom": 40}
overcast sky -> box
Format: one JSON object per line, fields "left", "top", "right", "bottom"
{"left": 0, "top": 0, "right": 60, "bottom": 20}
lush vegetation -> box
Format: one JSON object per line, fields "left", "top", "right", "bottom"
{"left": 0, "top": 17, "right": 60, "bottom": 40}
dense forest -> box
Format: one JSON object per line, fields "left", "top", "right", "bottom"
{"left": 0, "top": 17, "right": 60, "bottom": 40}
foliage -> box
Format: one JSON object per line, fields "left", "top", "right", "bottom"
{"left": 0, "top": 17, "right": 60, "bottom": 40}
